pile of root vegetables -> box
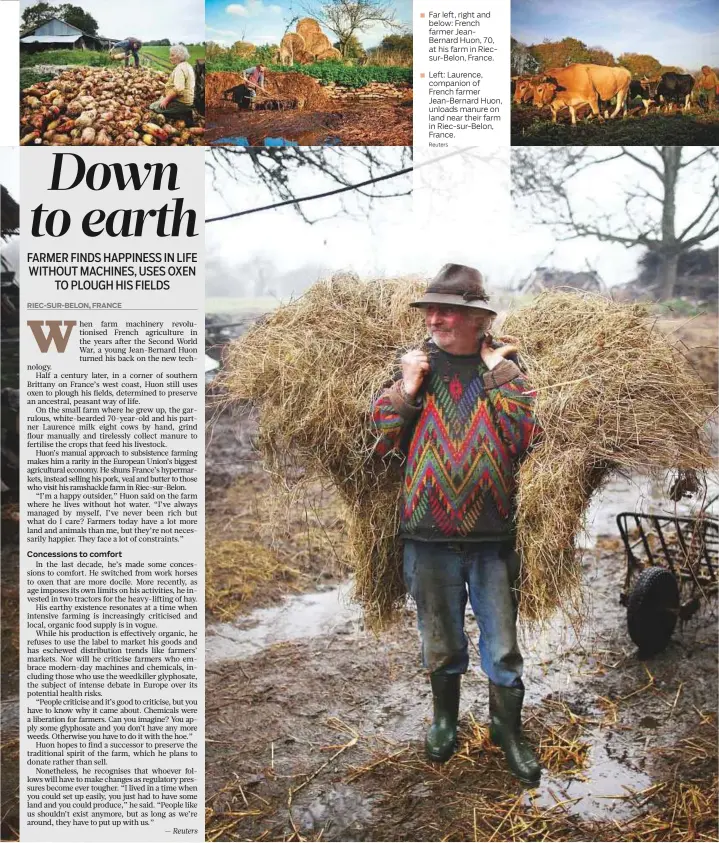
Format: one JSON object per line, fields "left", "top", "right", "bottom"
{"left": 20, "top": 66, "right": 205, "bottom": 146}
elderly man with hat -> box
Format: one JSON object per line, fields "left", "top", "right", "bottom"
{"left": 371, "top": 264, "right": 542, "bottom": 786}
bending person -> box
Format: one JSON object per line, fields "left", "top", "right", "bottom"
{"left": 112, "top": 37, "right": 142, "bottom": 68}
{"left": 240, "top": 64, "right": 267, "bottom": 109}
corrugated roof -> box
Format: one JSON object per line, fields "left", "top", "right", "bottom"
{"left": 21, "top": 34, "right": 81, "bottom": 44}
{"left": 21, "top": 16, "right": 80, "bottom": 37}
{"left": 20, "top": 16, "right": 108, "bottom": 41}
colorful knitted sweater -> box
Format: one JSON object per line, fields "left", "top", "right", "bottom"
{"left": 371, "top": 344, "right": 541, "bottom": 542}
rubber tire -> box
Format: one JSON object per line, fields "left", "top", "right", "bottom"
{"left": 626, "top": 566, "right": 679, "bottom": 656}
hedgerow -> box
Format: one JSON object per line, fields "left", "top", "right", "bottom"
{"left": 207, "top": 57, "right": 412, "bottom": 88}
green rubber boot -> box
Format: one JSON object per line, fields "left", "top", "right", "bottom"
{"left": 425, "top": 673, "right": 461, "bottom": 764}
{"left": 488, "top": 681, "right": 541, "bottom": 786}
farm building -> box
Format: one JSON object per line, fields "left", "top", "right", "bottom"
{"left": 20, "top": 17, "right": 112, "bottom": 53}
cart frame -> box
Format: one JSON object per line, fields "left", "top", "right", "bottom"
{"left": 617, "top": 501, "right": 719, "bottom": 624}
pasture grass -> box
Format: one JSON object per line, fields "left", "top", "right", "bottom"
{"left": 20, "top": 49, "right": 111, "bottom": 67}
{"left": 143, "top": 44, "right": 206, "bottom": 70}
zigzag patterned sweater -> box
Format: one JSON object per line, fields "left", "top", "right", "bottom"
{"left": 371, "top": 345, "right": 541, "bottom": 542}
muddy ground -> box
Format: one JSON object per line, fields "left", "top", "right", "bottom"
{"left": 206, "top": 99, "right": 413, "bottom": 147}
{"left": 205, "top": 403, "right": 718, "bottom": 842}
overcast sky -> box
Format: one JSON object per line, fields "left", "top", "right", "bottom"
{"left": 205, "top": 146, "right": 717, "bottom": 302}
{"left": 20, "top": 0, "right": 205, "bottom": 43}
{"left": 512, "top": 0, "right": 719, "bottom": 70}
{"left": 511, "top": 148, "right": 718, "bottom": 289}
{"left": 205, "top": 0, "right": 412, "bottom": 48}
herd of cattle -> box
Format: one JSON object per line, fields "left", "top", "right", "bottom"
{"left": 512, "top": 64, "right": 699, "bottom": 124}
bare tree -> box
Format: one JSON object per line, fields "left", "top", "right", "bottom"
{"left": 512, "top": 146, "right": 719, "bottom": 299}
{"left": 206, "top": 146, "right": 412, "bottom": 224}
{"left": 300, "top": 0, "right": 401, "bottom": 58}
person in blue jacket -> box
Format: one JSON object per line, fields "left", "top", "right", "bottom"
{"left": 112, "top": 37, "right": 143, "bottom": 68}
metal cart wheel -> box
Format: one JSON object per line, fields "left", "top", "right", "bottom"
{"left": 626, "top": 566, "right": 680, "bottom": 656}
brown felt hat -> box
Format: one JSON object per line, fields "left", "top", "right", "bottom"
{"left": 410, "top": 264, "right": 497, "bottom": 315}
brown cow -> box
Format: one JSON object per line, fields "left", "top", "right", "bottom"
{"left": 513, "top": 77, "right": 539, "bottom": 104}
{"left": 535, "top": 84, "right": 595, "bottom": 125}
{"left": 533, "top": 64, "right": 632, "bottom": 120}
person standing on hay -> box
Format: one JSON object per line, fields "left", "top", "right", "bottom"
{"left": 371, "top": 264, "right": 543, "bottom": 786}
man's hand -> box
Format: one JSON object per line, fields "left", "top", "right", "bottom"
{"left": 480, "top": 334, "right": 519, "bottom": 370}
{"left": 401, "top": 348, "right": 430, "bottom": 399}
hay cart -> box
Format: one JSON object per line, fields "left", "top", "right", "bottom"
{"left": 617, "top": 496, "right": 718, "bottom": 655}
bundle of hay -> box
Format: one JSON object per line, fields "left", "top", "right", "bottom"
{"left": 504, "top": 292, "right": 715, "bottom": 621}
{"left": 219, "top": 274, "right": 425, "bottom": 628}
{"left": 219, "top": 277, "right": 715, "bottom": 628}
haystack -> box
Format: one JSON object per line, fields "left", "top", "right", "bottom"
{"left": 230, "top": 41, "right": 256, "bottom": 59}
{"left": 219, "top": 276, "right": 715, "bottom": 629}
{"left": 279, "top": 32, "right": 305, "bottom": 65}
{"left": 294, "top": 49, "right": 317, "bottom": 66}
{"left": 503, "top": 292, "right": 715, "bottom": 621}
{"left": 304, "top": 31, "right": 332, "bottom": 56}
{"left": 317, "top": 47, "right": 343, "bottom": 62}
{"left": 296, "top": 17, "right": 322, "bottom": 42}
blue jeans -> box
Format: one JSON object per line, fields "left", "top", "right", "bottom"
{"left": 403, "top": 539, "right": 523, "bottom": 687}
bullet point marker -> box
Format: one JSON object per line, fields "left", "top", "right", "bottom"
{"left": 420, "top": 12, "right": 425, "bottom": 17}
{"left": 420, "top": 73, "right": 425, "bottom": 78}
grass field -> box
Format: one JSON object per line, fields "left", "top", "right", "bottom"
{"left": 143, "top": 44, "right": 205, "bottom": 70}
{"left": 20, "top": 49, "right": 111, "bottom": 67}
{"left": 20, "top": 46, "right": 205, "bottom": 72}
{"left": 512, "top": 107, "right": 719, "bottom": 145}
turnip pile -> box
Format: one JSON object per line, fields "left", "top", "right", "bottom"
{"left": 20, "top": 66, "right": 205, "bottom": 146}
